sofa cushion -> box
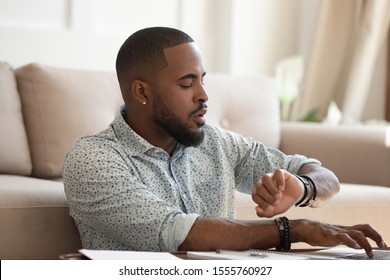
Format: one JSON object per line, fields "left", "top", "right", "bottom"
{"left": 0, "top": 175, "right": 81, "bottom": 259}
{"left": 205, "top": 74, "right": 280, "bottom": 148}
{"left": 15, "top": 63, "right": 123, "bottom": 178}
{"left": 0, "top": 62, "right": 32, "bottom": 176}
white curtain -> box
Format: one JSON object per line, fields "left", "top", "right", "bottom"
{"left": 293, "top": 0, "right": 390, "bottom": 123}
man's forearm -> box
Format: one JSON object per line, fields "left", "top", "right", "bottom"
{"left": 178, "top": 218, "right": 279, "bottom": 251}
{"left": 178, "top": 216, "right": 386, "bottom": 257}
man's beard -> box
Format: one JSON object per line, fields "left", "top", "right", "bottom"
{"left": 152, "top": 94, "right": 205, "bottom": 147}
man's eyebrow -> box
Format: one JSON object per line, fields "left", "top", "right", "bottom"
{"left": 178, "top": 72, "right": 207, "bottom": 81}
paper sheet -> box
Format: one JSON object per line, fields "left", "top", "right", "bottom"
{"left": 79, "top": 249, "right": 182, "bottom": 260}
{"left": 187, "top": 250, "right": 309, "bottom": 260}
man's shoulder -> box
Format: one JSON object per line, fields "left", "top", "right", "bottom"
{"left": 203, "top": 124, "right": 228, "bottom": 136}
{"left": 78, "top": 126, "right": 114, "bottom": 143}
{"left": 67, "top": 126, "right": 120, "bottom": 156}
{"left": 203, "top": 124, "right": 245, "bottom": 142}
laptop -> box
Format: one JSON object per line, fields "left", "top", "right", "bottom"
{"left": 303, "top": 247, "right": 390, "bottom": 260}
{"left": 187, "top": 247, "right": 390, "bottom": 260}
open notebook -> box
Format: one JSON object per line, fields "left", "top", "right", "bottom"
{"left": 187, "top": 247, "right": 390, "bottom": 260}
{"left": 79, "top": 249, "right": 182, "bottom": 260}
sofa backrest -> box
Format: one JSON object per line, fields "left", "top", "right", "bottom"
{"left": 205, "top": 73, "right": 280, "bottom": 148}
{"left": 0, "top": 62, "right": 32, "bottom": 176}
{"left": 2, "top": 62, "right": 280, "bottom": 179}
{"left": 15, "top": 63, "right": 123, "bottom": 178}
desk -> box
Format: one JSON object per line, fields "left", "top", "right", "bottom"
{"left": 59, "top": 249, "right": 318, "bottom": 260}
{"left": 60, "top": 247, "right": 390, "bottom": 260}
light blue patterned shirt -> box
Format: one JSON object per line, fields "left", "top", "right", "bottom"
{"left": 63, "top": 106, "right": 319, "bottom": 252}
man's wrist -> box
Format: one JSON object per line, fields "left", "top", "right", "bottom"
{"left": 275, "top": 216, "right": 292, "bottom": 251}
{"left": 294, "top": 175, "right": 308, "bottom": 207}
{"left": 294, "top": 175, "right": 317, "bottom": 207}
{"left": 290, "top": 219, "right": 311, "bottom": 244}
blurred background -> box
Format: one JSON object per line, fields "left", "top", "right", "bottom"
{"left": 0, "top": 0, "right": 388, "bottom": 123}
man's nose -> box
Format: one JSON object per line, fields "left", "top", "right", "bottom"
{"left": 195, "top": 83, "right": 208, "bottom": 103}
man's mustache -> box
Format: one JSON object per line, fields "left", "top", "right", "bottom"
{"left": 190, "top": 103, "right": 208, "bottom": 115}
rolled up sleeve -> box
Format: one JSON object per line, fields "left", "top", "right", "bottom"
{"left": 159, "top": 213, "right": 199, "bottom": 251}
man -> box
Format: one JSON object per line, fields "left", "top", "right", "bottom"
{"left": 63, "top": 27, "right": 386, "bottom": 256}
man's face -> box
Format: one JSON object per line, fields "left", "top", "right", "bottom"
{"left": 151, "top": 43, "right": 208, "bottom": 147}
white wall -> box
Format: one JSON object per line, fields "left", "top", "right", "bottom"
{"left": 0, "top": 0, "right": 312, "bottom": 74}
{"left": 0, "top": 0, "right": 181, "bottom": 71}
{"left": 0, "top": 0, "right": 385, "bottom": 120}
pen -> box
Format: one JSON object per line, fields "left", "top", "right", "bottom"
{"left": 248, "top": 252, "right": 268, "bottom": 258}
{"left": 216, "top": 249, "right": 268, "bottom": 258}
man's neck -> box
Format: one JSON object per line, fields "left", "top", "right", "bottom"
{"left": 125, "top": 112, "right": 178, "bottom": 156}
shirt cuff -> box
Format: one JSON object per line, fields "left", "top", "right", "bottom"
{"left": 160, "top": 213, "right": 199, "bottom": 252}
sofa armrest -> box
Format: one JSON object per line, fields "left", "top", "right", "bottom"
{"left": 280, "top": 122, "right": 390, "bottom": 187}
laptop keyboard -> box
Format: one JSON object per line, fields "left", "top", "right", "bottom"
{"left": 344, "top": 250, "right": 390, "bottom": 260}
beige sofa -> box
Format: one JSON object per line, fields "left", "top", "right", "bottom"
{"left": 1, "top": 61, "right": 389, "bottom": 259}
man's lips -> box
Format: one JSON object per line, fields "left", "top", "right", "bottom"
{"left": 192, "top": 108, "right": 207, "bottom": 125}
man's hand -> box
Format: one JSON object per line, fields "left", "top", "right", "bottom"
{"left": 294, "top": 220, "right": 388, "bottom": 257}
{"left": 252, "top": 169, "right": 304, "bottom": 218}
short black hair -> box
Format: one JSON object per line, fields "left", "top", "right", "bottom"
{"left": 116, "top": 27, "right": 194, "bottom": 95}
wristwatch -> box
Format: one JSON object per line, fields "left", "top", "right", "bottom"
{"left": 294, "top": 175, "right": 317, "bottom": 207}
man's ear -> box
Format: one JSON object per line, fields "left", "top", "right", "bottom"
{"left": 132, "top": 80, "right": 150, "bottom": 105}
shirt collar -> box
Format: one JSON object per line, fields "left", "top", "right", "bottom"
{"left": 111, "top": 105, "right": 155, "bottom": 156}
{"left": 112, "top": 105, "right": 189, "bottom": 158}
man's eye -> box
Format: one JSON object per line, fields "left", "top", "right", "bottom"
{"left": 180, "top": 84, "right": 192, "bottom": 89}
